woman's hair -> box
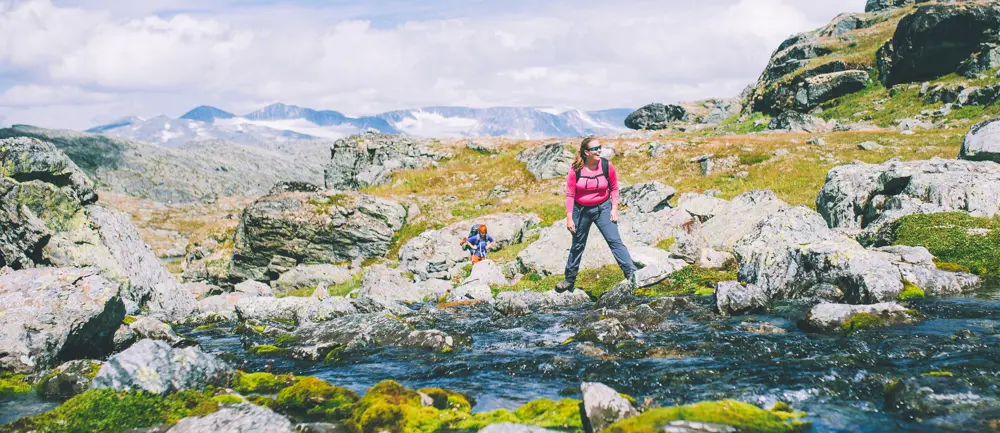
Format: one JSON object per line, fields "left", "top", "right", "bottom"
{"left": 478, "top": 224, "right": 488, "bottom": 235}
{"left": 572, "top": 137, "right": 599, "bottom": 172}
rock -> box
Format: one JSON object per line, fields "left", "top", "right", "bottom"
{"left": 624, "top": 103, "right": 688, "bottom": 130}
{"left": 803, "top": 302, "right": 918, "bottom": 333}
{"left": 767, "top": 112, "right": 835, "bottom": 133}
{"left": 400, "top": 213, "right": 538, "bottom": 281}
{"left": 37, "top": 359, "right": 102, "bottom": 401}
{"left": 357, "top": 264, "right": 429, "bottom": 303}
{"left": 230, "top": 189, "right": 406, "bottom": 282}
{"left": 574, "top": 318, "right": 632, "bottom": 345}
{"left": 515, "top": 142, "right": 575, "bottom": 180}
{"left": 466, "top": 139, "right": 501, "bottom": 154}
{"left": 322, "top": 131, "right": 443, "bottom": 190}
{"left": 295, "top": 423, "right": 355, "bottom": 433}
{"left": 806, "top": 137, "right": 825, "bottom": 146}
{"left": 234, "top": 296, "right": 349, "bottom": 327}
{"left": 816, "top": 158, "right": 1000, "bottom": 237}
{"left": 734, "top": 207, "right": 904, "bottom": 304}
{"left": 167, "top": 403, "right": 294, "bottom": 433}
{"left": 676, "top": 193, "right": 729, "bottom": 222}
{"left": 90, "top": 339, "right": 231, "bottom": 395}
{"left": 184, "top": 282, "right": 222, "bottom": 301}
{"left": 796, "top": 71, "right": 869, "bottom": 112}
{"left": 619, "top": 182, "right": 676, "bottom": 213}
{"left": 274, "top": 264, "right": 354, "bottom": 295}
{"left": 0, "top": 137, "right": 96, "bottom": 206}
{"left": 865, "top": 0, "right": 949, "bottom": 13}
{"left": 595, "top": 280, "right": 637, "bottom": 310}
{"left": 494, "top": 290, "right": 591, "bottom": 317}
{"left": 234, "top": 280, "right": 274, "bottom": 297}
{"left": 689, "top": 98, "right": 742, "bottom": 124}
{"left": 960, "top": 117, "right": 1000, "bottom": 163}
{"left": 287, "top": 313, "right": 455, "bottom": 359}
{"left": 630, "top": 247, "right": 688, "bottom": 288}
{"left": 0, "top": 268, "right": 124, "bottom": 373}
{"left": 672, "top": 190, "right": 789, "bottom": 267}
{"left": 478, "top": 424, "right": 564, "bottom": 433}
{"left": 883, "top": 3, "right": 1000, "bottom": 86}
{"left": 872, "top": 246, "right": 981, "bottom": 296}
{"left": 128, "top": 317, "right": 183, "bottom": 345}
{"left": 858, "top": 141, "right": 883, "bottom": 151}
{"left": 885, "top": 376, "right": 988, "bottom": 421}
{"left": 716, "top": 281, "right": 768, "bottom": 316}
{"left": 580, "top": 382, "right": 639, "bottom": 433}
{"left": 959, "top": 43, "right": 1000, "bottom": 77}
{"left": 447, "top": 283, "right": 493, "bottom": 303}
{"left": 459, "top": 260, "right": 507, "bottom": 287}
{"left": 113, "top": 324, "right": 138, "bottom": 353}
{"left": 85, "top": 206, "right": 197, "bottom": 322}
{"left": 193, "top": 293, "right": 247, "bottom": 322}
{"left": 647, "top": 142, "right": 675, "bottom": 158}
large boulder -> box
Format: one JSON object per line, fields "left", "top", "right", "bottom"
{"left": 459, "top": 260, "right": 507, "bottom": 287}
{"left": 734, "top": 206, "right": 904, "bottom": 304}
{"left": 873, "top": 246, "right": 981, "bottom": 296}
{"left": 767, "top": 112, "right": 835, "bottom": 133}
{"left": 624, "top": 103, "right": 688, "bottom": 130}
{"left": 515, "top": 142, "right": 575, "bottom": 180}
{"left": 795, "top": 70, "right": 869, "bottom": 111}
{"left": 882, "top": 3, "right": 1000, "bottom": 86}
{"left": 357, "top": 264, "right": 437, "bottom": 304}
{"left": 619, "top": 182, "right": 675, "bottom": 214}
{"left": 0, "top": 268, "right": 124, "bottom": 373}
{"left": 716, "top": 281, "right": 769, "bottom": 316}
{"left": 90, "top": 339, "right": 232, "bottom": 395}
{"left": 322, "top": 131, "right": 443, "bottom": 190}
{"left": 235, "top": 295, "right": 358, "bottom": 327}
{"left": 580, "top": 382, "right": 639, "bottom": 433}
{"left": 167, "top": 403, "right": 295, "bottom": 433}
{"left": 672, "top": 190, "right": 789, "bottom": 268}
{"left": 399, "top": 213, "right": 538, "bottom": 281}
{"left": 960, "top": 117, "right": 1000, "bottom": 163}
{"left": 286, "top": 313, "right": 456, "bottom": 359}
{"left": 803, "top": 302, "right": 918, "bottom": 333}
{"left": 816, "top": 158, "right": 1000, "bottom": 239}
{"left": 494, "top": 289, "right": 591, "bottom": 317}
{"left": 864, "top": 0, "right": 957, "bottom": 13}
{"left": 230, "top": 188, "right": 406, "bottom": 282}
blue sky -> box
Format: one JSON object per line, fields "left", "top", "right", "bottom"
{"left": 2, "top": 0, "right": 866, "bottom": 130}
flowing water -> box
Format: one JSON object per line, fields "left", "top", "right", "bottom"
{"left": 4, "top": 286, "right": 999, "bottom": 431}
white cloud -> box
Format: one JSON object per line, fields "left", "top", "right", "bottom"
{"left": 0, "top": 0, "right": 868, "bottom": 129}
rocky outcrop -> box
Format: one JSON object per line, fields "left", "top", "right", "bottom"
{"left": 734, "top": 206, "right": 904, "bottom": 304}
{"left": 272, "top": 264, "right": 353, "bottom": 296}
{"left": 37, "top": 359, "right": 102, "bottom": 401}
{"left": 816, "top": 158, "right": 1000, "bottom": 239}
{"left": 286, "top": 313, "right": 456, "bottom": 359}
{"left": 230, "top": 188, "right": 405, "bottom": 282}
{"left": 515, "top": 142, "right": 575, "bottom": 180}
{"left": 882, "top": 3, "right": 1000, "bottom": 86}
{"left": 90, "top": 339, "right": 232, "bottom": 395}
{"left": 624, "top": 104, "right": 688, "bottom": 130}
{"left": 767, "top": 112, "right": 836, "bottom": 133}
{"left": 864, "top": 0, "right": 958, "bottom": 13}
{"left": 0, "top": 268, "right": 124, "bottom": 373}
{"left": 619, "top": 182, "right": 675, "bottom": 213}
{"left": 167, "top": 403, "right": 295, "bottom": 433}
{"left": 795, "top": 70, "right": 870, "bottom": 111}
{"left": 322, "top": 131, "right": 443, "bottom": 190}
{"left": 960, "top": 117, "right": 1000, "bottom": 163}
{"left": 682, "top": 98, "right": 742, "bottom": 124}
{"left": 580, "top": 382, "right": 639, "bottom": 433}
{"left": 494, "top": 290, "right": 591, "bottom": 317}
{"left": 399, "top": 213, "right": 538, "bottom": 280}
{"left": 802, "top": 302, "right": 918, "bottom": 333}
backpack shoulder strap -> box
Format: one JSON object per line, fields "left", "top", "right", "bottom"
{"left": 601, "top": 158, "right": 609, "bottom": 179}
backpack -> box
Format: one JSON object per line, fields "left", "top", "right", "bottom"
{"left": 461, "top": 224, "right": 482, "bottom": 251}
{"left": 575, "top": 158, "right": 610, "bottom": 187}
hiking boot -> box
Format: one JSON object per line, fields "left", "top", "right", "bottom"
{"left": 554, "top": 280, "right": 574, "bottom": 293}
{"left": 626, "top": 272, "right": 638, "bottom": 288}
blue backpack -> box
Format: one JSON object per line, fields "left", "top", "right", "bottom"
{"left": 461, "top": 224, "right": 482, "bottom": 252}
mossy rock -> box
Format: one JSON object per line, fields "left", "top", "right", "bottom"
{"left": 277, "top": 377, "right": 360, "bottom": 421}
{"left": 417, "top": 387, "right": 473, "bottom": 412}
{"left": 890, "top": 212, "right": 1000, "bottom": 278}
{"left": 211, "top": 394, "right": 244, "bottom": 405}
{"left": 512, "top": 398, "right": 582, "bottom": 430}
{"left": 899, "top": 281, "right": 925, "bottom": 301}
{"left": 840, "top": 312, "right": 889, "bottom": 334}
{"left": 0, "top": 372, "right": 33, "bottom": 396}
{"left": 603, "top": 400, "right": 809, "bottom": 433}
{"left": 230, "top": 371, "right": 300, "bottom": 394}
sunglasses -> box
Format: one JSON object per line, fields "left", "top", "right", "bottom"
{"left": 587, "top": 146, "right": 602, "bottom": 152}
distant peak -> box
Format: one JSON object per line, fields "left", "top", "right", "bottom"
{"left": 180, "top": 106, "right": 235, "bottom": 123}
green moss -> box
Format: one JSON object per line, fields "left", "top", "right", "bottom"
{"left": 638, "top": 262, "right": 736, "bottom": 297}
{"left": 921, "top": 371, "right": 954, "bottom": 377}
{"left": 275, "top": 334, "right": 298, "bottom": 346}
{"left": 230, "top": 371, "right": 300, "bottom": 394}
{"left": 603, "top": 400, "right": 809, "bottom": 433}
{"left": 248, "top": 395, "right": 279, "bottom": 410}
{"left": 899, "top": 281, "right": 925, "bottom": 301}
{"left": 122, "top": 316, "right": 138, "bottom": 326}
{"left": 513, "top": 398, "right": 582, "bottom": 429}
{"left": 7, "top": 389, "right": 220, "bottom": 433}
{"left": 308, "top": 194, "right": 350, "bottom": 215}
{"left": 0, "top": 372, "right": 33, "bottom": 395}
{"left": 248, "top": 344, "right": 286, "bottom": 356}
{"left": 655, "top": 237, "right": 675, "bottom": 251}
{"left": 890, "top": 212, "right": 1000, "bottom": 278}
{"left": 694, "top": 287, "right": 715, "bottom": 297}
{"left": 211, "top": 394, "right": 244, "bottom": 405}
{"left": 14, "top": 181, "right": 82, "bottom": 232}
{"left": 489, "top": 233, "right": 540, "bottom": 264}
{"left": 840, "top": 312, "right": 888, "bottom": 335}
{"left": 934, "top": 260, "right": 970, "bottom": 274}
{"left": 328, "top": 273, "right": 365, "bottom": 297}
{"left": 324, "top": 346, "right": 347, "bottom": 363}
{"left": 277, "top": 377, "right": 360, "bottom": 421}
{"left": 277, "top": 286, "right": 317, "bottom": 298}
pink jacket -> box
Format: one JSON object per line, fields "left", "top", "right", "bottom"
{"left": 565, "top": 162, "right": 619, "bottom": 215}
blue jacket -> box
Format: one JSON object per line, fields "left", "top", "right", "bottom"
{"left": 466, "top": 234, "right": 494, "bottom": 258}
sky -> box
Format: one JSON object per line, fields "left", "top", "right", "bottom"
{"left": 0, "top": 0, "right": 867, "bottom": 130}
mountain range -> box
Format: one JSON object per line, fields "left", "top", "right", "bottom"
{"left": 86, "top": 103, "right": 633, "bottom": 146}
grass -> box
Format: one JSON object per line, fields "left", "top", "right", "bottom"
{"left": 495, "top": 264, "right": 625, "bottom": 299}
{"left": 889, "top": 212, "right": 1000, "bottom": 278}
{"left": 636, "top": 262, "right": 736, "bottom": 297}
{"left": 488, "top": 233, "right": 540, "bottom": 264}
{"left": 328, "top": 272, "right": 364, "bottom": 297}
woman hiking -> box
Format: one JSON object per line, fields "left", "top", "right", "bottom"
{"left": 555, "top": 137, "right": 638, "bottom": 293}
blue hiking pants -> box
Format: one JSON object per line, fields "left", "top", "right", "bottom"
{"left": 563, "top": 199, "right": 637, "bottom": 284}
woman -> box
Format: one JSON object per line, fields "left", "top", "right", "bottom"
{"left": 555, "top": 137, "right": 638, "bottom": 293}
{"left": 461, "top": 224, "right": 497, "bottom": 264}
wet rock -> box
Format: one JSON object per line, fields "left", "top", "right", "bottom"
{"left": 574, "top": 318, "right": 632, "bottom": 345}
{"left": 230, "top": 189, "right": 405, "bottom": 282}
{"left": 167, "top": 403, "right": 294, "bottom": 433}
{"left": 734, "top": 206, "right": 904, "bottom": 304}
{"left": 129, "top": 317, "right": 183, "bottom": 345}
{"left": 883, "top": 3, "right": 1000, "bottom": 86}
{"left": 620, "top": 182, "right": 676, "bottom": 214}
{"left": 235, "top": 296, "right": 350, "bottom": 327}
{"left": 960, "top": 117, "right": 1000, "bottom": 163}
{"left": 272, "top": 264, "right": 353, "bottom": 297}
{"left": 91, "top": 339, "right": 231, "bottom": 395}
{"left": 515, "top": 142, "right": 575, "bottom": 180}
{"left": 478, "top": 424, "right": 564, "bottom": 433}
{"left": 494, "top": 290, "right": 591, "bottom": 317}
{"left": 716, "top": 281, "right": 768, "bottom": 316}
{"left": 672, "top": 190, "right": 788, "bottom": 268}
{"left": 400, "top": 213, "right": 537, "bottom": 280}
{"left": 0, "top": 268, "right": 124, "bottom": 373}
{"left": 37, "top": 359, "right": 102, "bottom": 401}
{"left": 885, "top": 376, "right": 988, "bottom": 421}
{"left": 595, "top": 280, "right": 637, "bottom": 310}
{"left": 767, "top": 112, "right": 835, "bottom": 133}
{"left": 323, "top": 131, "right": 443, "bottom": 190}
{"left": 287, "top": 313, "right": 455, "bottom": 359}
{"left": 816, "top": 158, "right": 1000, "bottom": 237}
{"left": 624, "top": 104, "right": 688, "bottom": 130}
{"left": 803, "top": 302, "right": 918, "bottom": 333}
{"left": 295, "top": 423, "right": 355, "bottom": 433}
{"left": 234, "top": 280, "right": 274, "bottom": 297}
{"left": 580, "top": 382, "right": 639, "bottom": 433}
